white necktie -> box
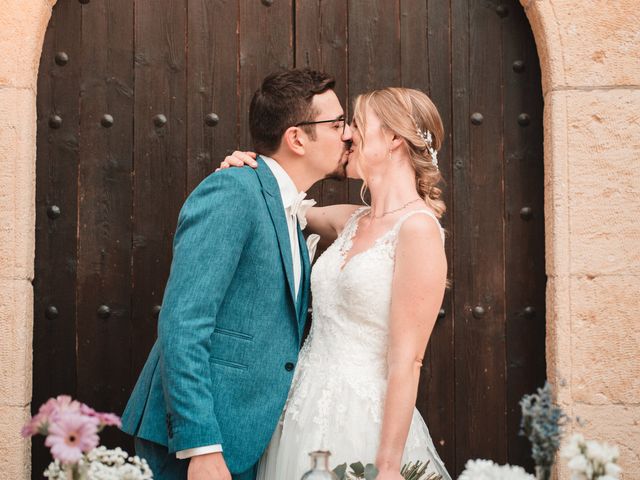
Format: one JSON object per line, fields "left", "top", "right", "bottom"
{"left": 288, "top": 192, "right": 316, "bottom": 230}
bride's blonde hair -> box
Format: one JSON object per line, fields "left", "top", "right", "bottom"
{"left": 352, "top": 87, "right": 446, "bottom": 218}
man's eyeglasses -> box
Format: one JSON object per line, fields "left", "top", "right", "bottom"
{"left": 295, "top": 115, "right": 347, "bottom": 135}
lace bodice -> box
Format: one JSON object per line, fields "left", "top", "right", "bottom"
{"left": 286, "top": 207, "right": 445, "bottom": 430}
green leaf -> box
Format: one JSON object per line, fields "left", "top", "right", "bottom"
{"left": 333, "top": 463, "right": 348, "bottom": 480}
{"left": 364, "top": 463, "right": 379, "bottom": 480}
{"left": 350, "top": 462, "right": 365, "bottom": 477}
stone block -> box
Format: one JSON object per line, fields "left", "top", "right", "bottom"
{"left": 569, "top": 403, "right": 640, "bottom": 480}
{"left": 555, "top": 0, "right": 640, "bottom": 88}
{"left": 570, "top": 275, "right": 640, "bottom": 405}
{"left": 543, "top": 91, "right": 571, "bottom": 278}
{"left": 525, "top": 0, "right": 640, "bottom": 91}
{"left": 0, "top": 405, "right": 31, "bottom": 479}
{"left": 0, "top": 278, "right": 33, "bottom": 406}
{"left": 523, "top": 0, "right": 566, "bottom": 95}
{"left": 0, "top": 87, "right": 36, "bottom": 281}
{"left": 0, "top": 0, "right": 53, "bottom": 89}
{"left": 565, "top": 89, "right": 640, "bottom": 276}
{"left": 545, "top": 276, "right": 573, "bottom": 407}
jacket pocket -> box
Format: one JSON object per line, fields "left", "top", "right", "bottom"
{"left": 213, "top": 326, "right": 254, "bottom": 341}
{"left": 210, "top": 356, "right": 248, "bottom": 370}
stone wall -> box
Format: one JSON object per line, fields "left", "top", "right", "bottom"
{"left": 0, "top": 0, "right": 638, "bottom": 478}
{"left": 523, "top": 0, "right": 640, "bottom": 478}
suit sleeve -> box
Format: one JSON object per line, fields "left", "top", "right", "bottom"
{"left": 157, "top": 172, "right": 255, "bottom": 453}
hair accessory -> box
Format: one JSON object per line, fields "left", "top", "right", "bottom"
{"left": 416, "top": 127, "right": 438, "bottom": 168}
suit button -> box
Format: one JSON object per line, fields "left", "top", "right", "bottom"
{"left": 285, "top": 362, "right": 294, "bottom": 371}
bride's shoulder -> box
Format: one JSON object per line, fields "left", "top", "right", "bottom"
{"left": 396, "top": 209, "right": 444, "bottom": 248}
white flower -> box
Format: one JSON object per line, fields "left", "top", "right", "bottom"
{"left": 562, "top": 434, "right": 622, "bottom": 480}
{"left": 567, "top": 454, "right": 589, "bottom": 473}
{"left": 570, "top": 473, "right": 589, "bottom": 480}
{"left": 44, "top": 446, "right": 153, "bottom": 479}
{"left": 458, "top": 459, "right": 534, "bottom": 480}
{"left": 585, "top": 440, "right": 609, "bottom": 465}
{"left": 562, "top": 434, "right": 585, "bottom": 459}
{"left": 605, "top": 462, "right": 622, "bottom": 477}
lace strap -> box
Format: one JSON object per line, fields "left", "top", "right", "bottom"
{"left": 387, "top": 209, "right": 445, "bottom": 246}
{"left": 338, "top": 206, "right": 370, "bottom": 252}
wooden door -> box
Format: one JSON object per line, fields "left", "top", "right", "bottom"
{"left": 34, "top": 0, "right": 545, "bottom": 477}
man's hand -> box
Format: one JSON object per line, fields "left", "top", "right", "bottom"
{"left": 188, "top": 452, "right": 232, "bottom": 480}
{"left": 216, "top": 151, "right": 258, "bottom": 172}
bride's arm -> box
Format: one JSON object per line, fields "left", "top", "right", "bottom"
{"left": 305, "top": 204, "right": 360, "bottom": 246}
{"left": 375, "top": 215, "right": 447, "bottom": 478}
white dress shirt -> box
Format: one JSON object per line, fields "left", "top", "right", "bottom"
{"left": 176, "top": 156, "right": 306, "bottom": 459}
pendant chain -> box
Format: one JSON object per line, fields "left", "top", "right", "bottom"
{"left": 368, "top": 197, "right": 423, "bottom": 219}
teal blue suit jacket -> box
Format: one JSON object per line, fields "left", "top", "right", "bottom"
{"left": 121, "top": 157, "right": 310, "bottom": 474}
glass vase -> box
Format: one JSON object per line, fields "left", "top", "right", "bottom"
{"left": 300, "top": 450, "right": 339, "bottom": 480}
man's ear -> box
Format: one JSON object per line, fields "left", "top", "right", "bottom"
{"left": 282, "top": 126, "right": 306, "bottom": 156}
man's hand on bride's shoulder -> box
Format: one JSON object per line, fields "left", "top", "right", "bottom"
{"left": 215, "top": 150, "right": 258, "bottom": 172}
{"left": 187, "top": 452, "right": 232, "bottom": 480}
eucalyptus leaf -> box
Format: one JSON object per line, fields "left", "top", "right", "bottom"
{"left": 363, "top": 463, "right": 379, "bottom": 480}
{"left": 350, "top": 462, "right": 365, "bottom": 477}
{"left": 333, "top": 463, "right": 348, "bottom": 480}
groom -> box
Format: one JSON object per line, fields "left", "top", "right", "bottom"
{"left": 120, "top": 68, "right": 351, "bottom": 480}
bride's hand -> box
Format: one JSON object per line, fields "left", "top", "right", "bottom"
{"left": 215, "top": 150, "right": 258, "bottom": 171}
{"left": 375, "top": 469, "right": 404, "bottom": 480}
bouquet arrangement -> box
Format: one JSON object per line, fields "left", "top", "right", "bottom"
{"left": 333, "top": 460, "right": 442, "bottom": 480}
{"left": 561, "top": 434, "right": 622, "bottom": 480}
{"left": 22, "top": 395, "right": 152, "bottom": 479}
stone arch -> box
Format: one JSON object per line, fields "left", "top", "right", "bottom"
{"left": 0, "top": 1, "right": 57, "bottom": 478}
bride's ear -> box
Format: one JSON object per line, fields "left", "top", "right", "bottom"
{"left": 390, "top": 134, "right": 404, "bottom": 152}
{"left": 282, "top": 127, "right": 306, "bottom": 156}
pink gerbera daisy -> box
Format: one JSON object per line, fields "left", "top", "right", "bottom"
{"left": 42, "top": 395, "right": 82, "bottom": 416}
{"left": 44, "top": 413, "right": 99, "bottom": 464}
{"left": 96, "top": 412, "right": 122, "bottom": 428}
{"left": 21, "top": 412, "right": 48, "bottom": 438}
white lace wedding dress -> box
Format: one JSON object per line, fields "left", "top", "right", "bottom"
{"left": 257, "top": 207, "right": 453, "bottom": 480}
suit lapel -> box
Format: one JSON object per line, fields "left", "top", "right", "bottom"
{"left": 297, "top": 222, "right": 311, "bottom": 336}
{"left": 254, "top": 156, "right": 297, "bottom": 308}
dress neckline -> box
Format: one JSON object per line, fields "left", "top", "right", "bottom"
{"left": 338, "top": 207, "right": 441, "bottom": 273}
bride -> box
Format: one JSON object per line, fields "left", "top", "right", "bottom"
{"left": 224, "top": 87, "right": 452, "bottom": 480}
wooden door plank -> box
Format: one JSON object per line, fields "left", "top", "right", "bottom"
{"left": 75, "top": 0, "right": 135, "bottom": 452}
{"left": 33, "top": 2, "right": 82, "bottom": 477}
{"left": 502, "top": 0, "right": 546, "bottom": 471}
{"left": 238, "top": 0, "right": 294, "bottom": 149}
{"left": 131, "top": 0, "right": 188, "bottom": 376}
{"left": 346, "top": 0, "right": 401, "bottom": 205}
{"left": 187, "top": 0, "right": 240, "bottom": 192}
{"left": 402, "top": 0, "right": 457, "bottom": 471}
{"left": 295, "top": 0, "right": 349, "bottom": 206}
{"left": 452, "top": 0, "right": 508, "bottom": 471}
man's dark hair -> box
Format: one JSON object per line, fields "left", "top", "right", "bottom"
{"left": 249, "top": 68, "right": 336, "bottom": 155}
